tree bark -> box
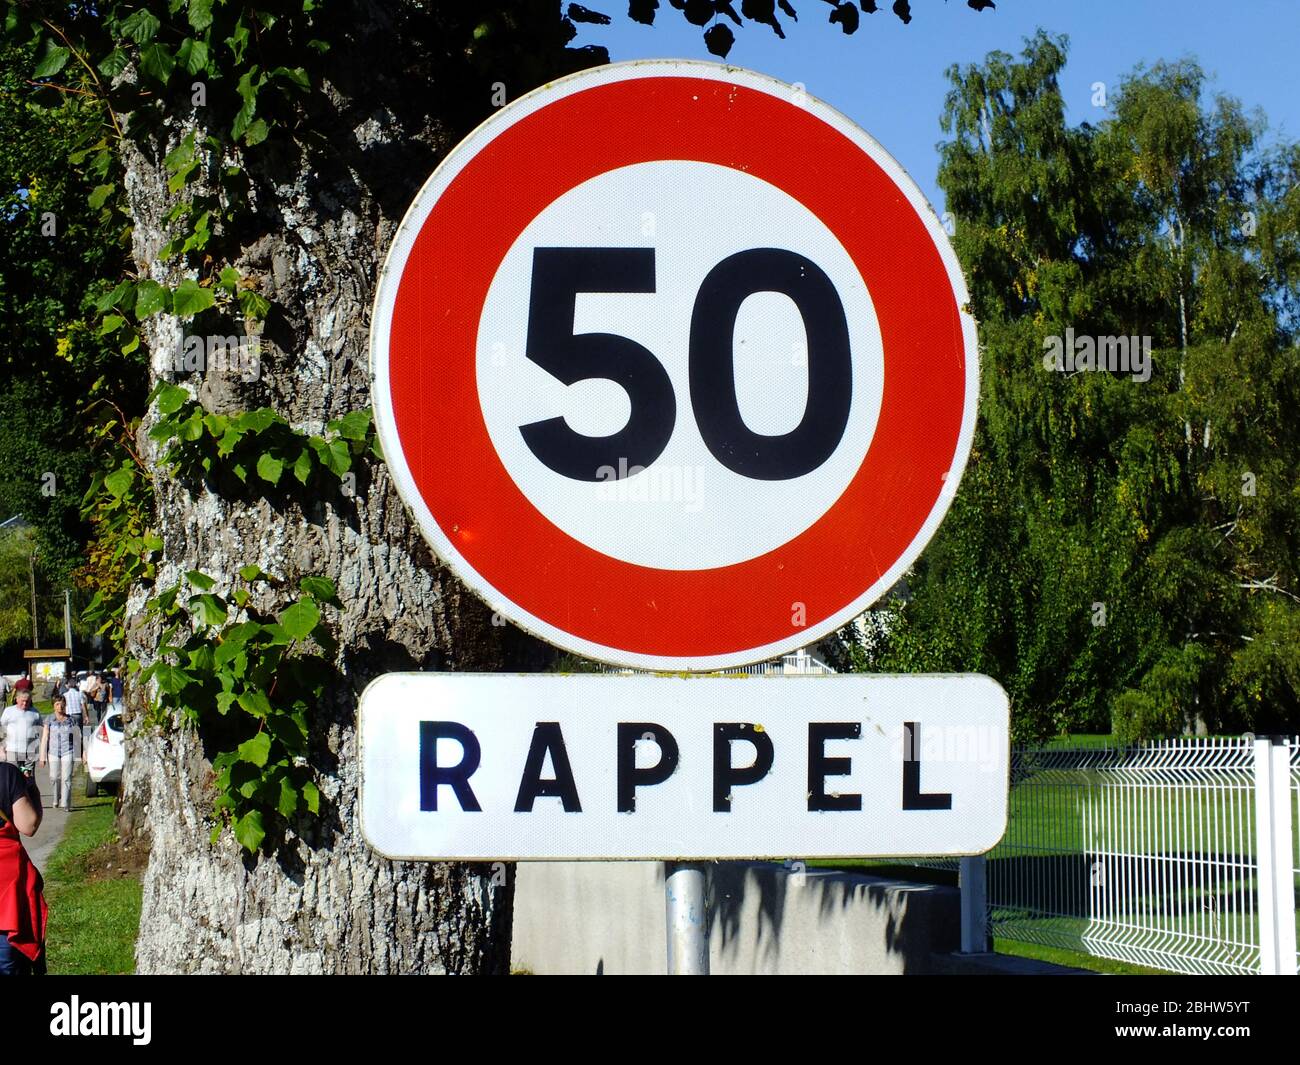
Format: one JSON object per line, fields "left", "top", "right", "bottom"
{"left": 116, "top": 3, "right": 591, "bottom": 973}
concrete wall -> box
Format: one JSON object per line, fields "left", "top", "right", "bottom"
{"left": 510, "top": 861, "right": 964, "bottom": 975}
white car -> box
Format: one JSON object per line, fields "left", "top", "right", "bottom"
{"left": 85, "top": 707, "right": 124, "bottom": 797}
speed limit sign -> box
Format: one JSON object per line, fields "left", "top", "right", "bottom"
{"left": 371, "top": 60, "right": 978, "bottom": 672}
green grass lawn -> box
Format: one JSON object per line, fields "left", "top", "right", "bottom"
{"left": 41, "top": 775, "right": 142, "bottom": 975}
{"left": 993, "top": 936, "right": 1174, "bottom": 975}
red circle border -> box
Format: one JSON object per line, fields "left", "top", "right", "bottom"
{"left": 386, "top": 74, "right": 967, "bottom": 659}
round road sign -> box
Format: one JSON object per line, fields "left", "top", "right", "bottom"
{"left": 371, "top": 60, "right": 978, "bottom": 672}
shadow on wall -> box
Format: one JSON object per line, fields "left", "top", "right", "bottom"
{"left": 708, "top": 863, "right": 960, "bottom": 975}
{"left": 510, "top": 860, "right": 961, "bottom": 975}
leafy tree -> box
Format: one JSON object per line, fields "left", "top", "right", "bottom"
{"left": 863, "top": 32, "right": 1300, "bottom": 742}
{"left": 0, "top": 525, "right": 65, "bottom": 647}
{"left": 0, "top": 32, "right": 141, "bottom": 583}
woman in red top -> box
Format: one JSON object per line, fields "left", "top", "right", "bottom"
{"left": 0, "top": 761, "right": 46, "bottom": 975}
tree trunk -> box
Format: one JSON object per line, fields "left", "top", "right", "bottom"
{"left": 115, "top": 4, "right": 590, "bottom": 974}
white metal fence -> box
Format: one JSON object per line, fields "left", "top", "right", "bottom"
{"left": 1290, "top": 738, "right": 1299, "bottom": 974}
{"left": 976, "top": 736, "right": 1299, "bottom": 975}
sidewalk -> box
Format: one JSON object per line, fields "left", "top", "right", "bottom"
{"left": 19, "top": 759, "right": 76, "bottom": 874}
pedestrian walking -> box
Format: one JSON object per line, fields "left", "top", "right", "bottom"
{"left": 62, "top": 682, "right": 87, "bottom": 758}
{"left": 0, "top": 681, "right": 41, "bottom": 779}
{"left": 39, "top": 696, "right": 77, "bottom": 810}
{"left": 88, "top": 673, "right": 108, "bottom": 726}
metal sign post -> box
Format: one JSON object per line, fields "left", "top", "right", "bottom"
{"left": 665, "top": 862, "right": 709, "bottom": 975}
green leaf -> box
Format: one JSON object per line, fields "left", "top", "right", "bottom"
{"left": 243, "top": 118, "right": 270, "bottom": 147}
{"left": 214, "top": 641, "right": 242, "bottom": 670}
{"left": 277, "top": 777, "right": 300, "bottom": 816}
{"left": 268, "top": 711, "right": 308, "bottom": 751}
{"left": 189, "top": 593, "right": 228, "bottom": 628}
{"left": 104, "top": 467, "right": 134, "bottom": 499}
{"left": 226, "top": 17, "right": 250, "bottom": 63}
{"left": 98, "top": 314, "right": 125, "bottom": 337}
{"left": 96, "top": 280, "right": 133, "bottom": 313}
{"left": 299, "top": 576, "right": 337, "bottom": 603}
{"left": 33, "top": 45, "right": 70, "bottom": 78}
{"left": 186, "top": 570, "right": 216, "bottom": 591}
{"left": 88, "top": 183, "right": 116, "bottom": 210}
{"left": 121, "top": 8, "right": 162, "bottom": 43}
{"left": 234, "top": 810, "right": 265, "bottom": 852}
{"left": 215, "top": 621, "right": 259, "bottom": 660}
{"left": 238, "top": 564, "right": 264, "bottom": 582}
{"left": 238, "top": 732, "right": 272, "bottom": 767}
{"left": 187, "top": 0, "right": 215, "bottom": 32}
{"left": 155, "top": 384, "right": 190, "bottom": 416}
{"left": 148, "top": 416, "right": 179, "bottom": 443}
{"left": 139, "top": 42, "right": 175, "bottom": 83}
{"left": 163, "top": 132, "right": 196, "bottom": 173}
{"left": 216, "top": 426, "right": 246, "bottom": 457}
{"left": 312, "top": 437, "right": 351, "bottom": 477}
{"left": 143, "top": 532, "right": 164, "bottom": 552}
{"left": 153, "top": 662, "right": 192, "bottom": 695}
{"left": 176, "top": 37, "right": 208, "bottom": 76}
{"left": 180, "top": 410, "right": 205, "bottom": 441}
{"left": 234, "top": 409, "right": 278, "bottom": 434}
{"left": 187, "top": 642, "right": 215, "bottom": 674}
{"left": 237, "top": 690, "right": 273, "bottom": 718}
{"left": 232, "top": 66, "right": 263, "bottom": 141}
{"left": 256, "top": 452, "right": 284, "bottom": 485}
{"left": 135, "top": 279, "right": 168, "bottom": 317}
{"left": 152, "top": 584, "right": 181, "bottom": 614}
{"left": 302, "top": 780, "right": 320, "bottom": 814}
{"left": 236, "top": 289, "right": 271, "bottom": 320}
{"left": 98, "top": 49, "right": 129, "bottom": 77}
{"left": 172, "top": 278, "right": 215, "bottom": 318}
{"left": 218, "top": 267, "right": 241, "bottom": 291}
{"left": 292, "top": 448, "right": 312, "bottom": 484}
{"left": 278, "top": 599, "right": 320, "bottom": 641}
{"left": 269, "top": 66, "right": 310, "bottom": 91}
{"left": 334, "top": 409, "right": 372, "bottom": 441}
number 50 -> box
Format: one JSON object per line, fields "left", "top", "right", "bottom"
{"left": 520, "top": 246, "right": 852, "bottom": 482}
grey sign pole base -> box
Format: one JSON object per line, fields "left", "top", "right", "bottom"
{"left": 665, "top": 861, "right": 710, "bottom": 974}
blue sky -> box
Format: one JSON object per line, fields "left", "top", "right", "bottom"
{"left": 573, "top": 0, "right": 1300, "bottom": 214}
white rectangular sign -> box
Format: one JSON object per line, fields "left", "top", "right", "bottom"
{"left": 359, "top": 672, "right": 1009, "bottom": 860}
